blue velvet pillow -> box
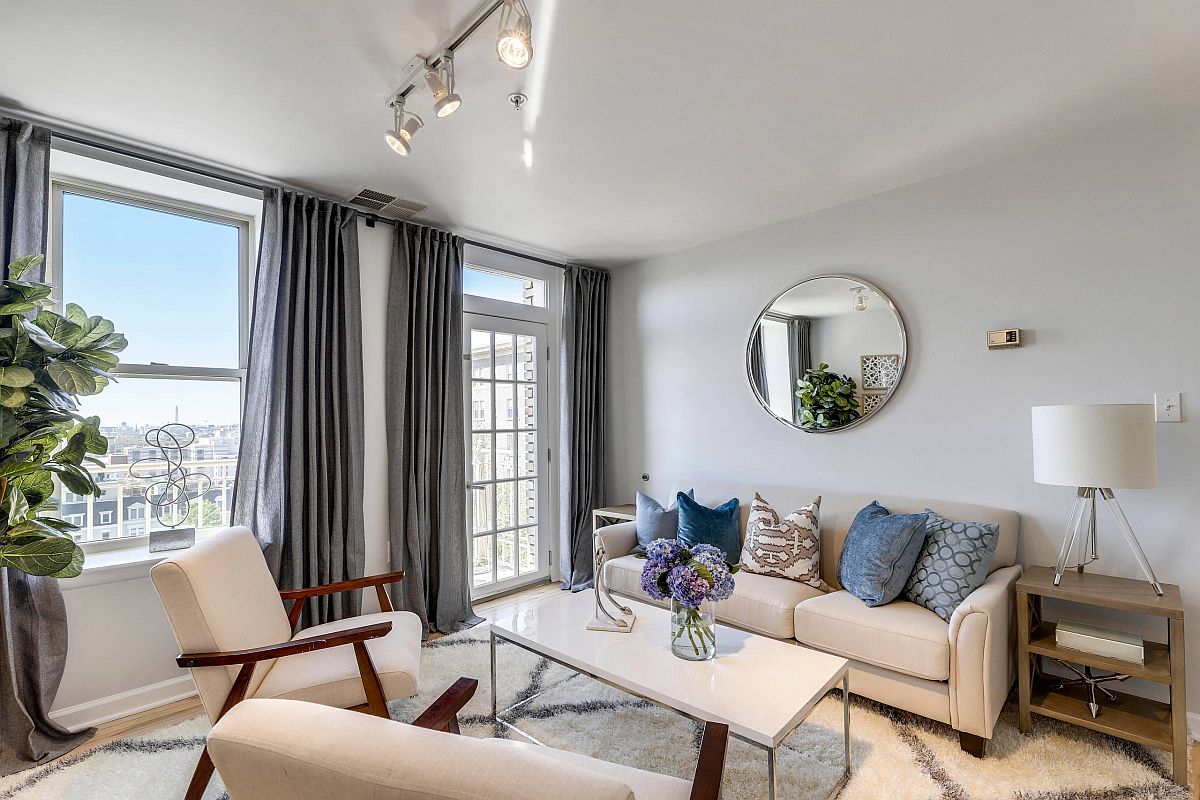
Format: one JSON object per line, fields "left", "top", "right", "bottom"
{"left": 837, "top": 502, "right": 929, "bottom": 607}
{"left": 676, "top": 493, "right": 741, "bottom": 562}
{"left": 633, "top": 489, "right": 693, "bottom": 554}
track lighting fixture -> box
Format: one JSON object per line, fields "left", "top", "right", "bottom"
{"left": 425, "top": 53, "right": 462, "bottom": 118}
{"left": 384, "top": 98, "right": 423, "bottom": 156}
{"left": 383, "top": 0, "right": 535, "bottom": 157}
{"left": 496, "top": 0, "right": 534, "bottom": 70}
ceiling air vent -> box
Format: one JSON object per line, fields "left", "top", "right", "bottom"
{"left": 346, "top": 187, "right": 428, "bottom": 220}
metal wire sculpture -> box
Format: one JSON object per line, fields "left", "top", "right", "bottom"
{"left": 128, "top": 423, "right": 212, "bottom": 530}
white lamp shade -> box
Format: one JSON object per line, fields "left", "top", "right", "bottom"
{"left": 1031, "top": 404, "right": 1157, "bottom": 488}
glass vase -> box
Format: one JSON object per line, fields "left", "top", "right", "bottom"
{"left": 670, "top": 599, "right": 716, "bottom": 661}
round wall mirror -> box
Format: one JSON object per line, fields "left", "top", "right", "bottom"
{"left": 747, "top": 275, "right": 907, "bottom": 432}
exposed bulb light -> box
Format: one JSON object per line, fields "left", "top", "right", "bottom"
{"left": 385, "top": 98, "right": 423, "bottom": 156}
{"left": 425, "top": 54, "right": 462, "bottom": 118}
{"left": 851, "top": 287, "right": 867, "bottom": 312}
{"left": 496, "top": 0, "right": 534, "bottom": 69}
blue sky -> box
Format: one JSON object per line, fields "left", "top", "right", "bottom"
{"left": 61, "top": 193, "right": 243, "bottom": 427}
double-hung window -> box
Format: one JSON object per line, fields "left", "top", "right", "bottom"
{"left": 50, "top": 174, "right": 252, "bottom": 547}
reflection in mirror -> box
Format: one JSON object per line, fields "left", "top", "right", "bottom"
{"left": 748, "top": 275, "right": 906, "bottom": 432}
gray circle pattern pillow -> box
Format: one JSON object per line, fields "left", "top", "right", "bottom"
{"left": 903, "top": 510, "right": 999, "bottom": 622}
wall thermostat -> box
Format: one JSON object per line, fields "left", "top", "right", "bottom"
{"left": 987, "top": 329, "right": 1021, "bottom": 349}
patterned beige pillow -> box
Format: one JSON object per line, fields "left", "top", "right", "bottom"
{"left": 739, "top": 493, "right": 832, "bottom": 591}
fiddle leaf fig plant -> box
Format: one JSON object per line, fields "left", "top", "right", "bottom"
{"left": 0, "top": 254, "right": 126, "bottom": 578}
{"left": 795, "top": 362, "right": 861, "bottom": 430}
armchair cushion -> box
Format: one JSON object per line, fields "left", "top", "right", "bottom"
{"left": 486, "top": 740, "right": 691, "bottom": 800}
{"left": 794, "top": 590, "right": 950, "bottom": 681}
{"left": 251, "top": 610, "right": 422, "bottom": 707}
{"left": 210, "top": 699, "right": 642, "bottom": 800}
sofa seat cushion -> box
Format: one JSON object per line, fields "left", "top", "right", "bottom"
{"left": 493, "top": 739, "right": 691, "bottom": 800}
{"left": 605, "top": 555, "right": 824, "bottom": 638}
{"left": 794, "top": 591, "right": 950, "bottom": 681}
{"left": 252, "top": 610, "right": 422, "bottom": 707}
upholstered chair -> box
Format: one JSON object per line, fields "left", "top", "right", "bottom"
{"left": 208, "top": 678, "right": 730, "bottom": 800}
{"left": 151, "top": 526, "right": 422, "bottom": 800}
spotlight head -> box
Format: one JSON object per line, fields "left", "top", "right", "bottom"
{"left": 425, "top": 63, "right": 462, "bottom": 118}
{"left": 384, "top": 129, "right": 411, "bottom": 156}
{"left": 497, "top": 0, "right": 533, "bottom": 69}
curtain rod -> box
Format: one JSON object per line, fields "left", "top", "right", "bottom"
{"left": 4, "top": 108, "right": 570, "bottom": 271}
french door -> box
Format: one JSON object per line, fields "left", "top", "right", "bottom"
{"left": 464, "top": 313, "right": 551, "bottom": 598}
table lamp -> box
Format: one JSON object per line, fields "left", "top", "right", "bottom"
{"left": 1031, "top": 404, "right": 1163, "bottom": 596}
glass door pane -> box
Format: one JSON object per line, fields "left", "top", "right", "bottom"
{"left": 464, "top": 313, "right": 550, "bottom": 597}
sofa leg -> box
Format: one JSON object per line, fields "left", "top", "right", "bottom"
{"left": 958, "top": 731, "right": 987, "bottom": 758}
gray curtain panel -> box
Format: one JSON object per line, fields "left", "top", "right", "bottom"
{"left": 749, "top": 326, "right": 769, "bottom": 404}
{"left": 0, "top": 118, "right": 50, "bottom": 279}
{"left": 558, "top": 265, "right": 610, "bottom": 591}
{"left": 231, "top": 188, "right": 366, "bottom": 626}
{"left": 787, "top": 317, "right": 812, "bottom": 424}
{"left": 1, "top": 116, "right": 93, "bottom": 776}
{"left": 385, "top": 222, "right": 481, "bottom": 635}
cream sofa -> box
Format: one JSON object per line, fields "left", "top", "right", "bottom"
{"left": 601, "top": 481, "right": 1021, "bottom": 756}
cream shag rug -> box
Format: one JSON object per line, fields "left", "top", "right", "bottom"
{"left": 0, "top": 625, "right": 1187, "bottom": 800}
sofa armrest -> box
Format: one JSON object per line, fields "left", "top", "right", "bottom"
{"left": 947, "top": 564, "right": 1022, "bottom": 739}
{"left": 597, "top": 520, "right": 638, "bottom": 560}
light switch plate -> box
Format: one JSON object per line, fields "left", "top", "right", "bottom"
{"left": 1154, "top": 392, "right": 1181, "bottom": 423}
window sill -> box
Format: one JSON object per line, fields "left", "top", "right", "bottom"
{"left": 64, "top": 542, "right": 167, "bottom": 590}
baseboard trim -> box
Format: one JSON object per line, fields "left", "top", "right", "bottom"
{"left": 49, "top": 676, "right": 198, "bottom": 732}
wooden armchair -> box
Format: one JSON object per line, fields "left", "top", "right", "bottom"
{"left": 209, "top": 677, "right": 731, "bottom": 800}
{"left": 151, "top": 526, "right": 423, "bottom": 800}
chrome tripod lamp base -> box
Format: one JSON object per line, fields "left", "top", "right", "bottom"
{"left": 1053, "top": 487, "right": 1164, "bottom": 596}
{"left": 587, "top": 531, "right": 636, "bottom": 633}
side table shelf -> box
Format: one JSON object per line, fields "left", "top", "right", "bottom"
{"left": 1017, "top": 565, "right": 1186, "bottom": 785}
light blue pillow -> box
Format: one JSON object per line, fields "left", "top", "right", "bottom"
{"left": 837, "top": 502, "right": 928, "bottom": 607}
{"left": 676, "top": 493, "right": 741, "bottom": 563}
{"left": 904, "top": 510, "right": 999, "bottom": 622}
{"left": 633, "top": 490, "right": 693, "bottom": 553}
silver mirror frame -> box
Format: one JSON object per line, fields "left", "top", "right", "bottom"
{"left": 746, "top": 273, "right": 908, "bottom": 433}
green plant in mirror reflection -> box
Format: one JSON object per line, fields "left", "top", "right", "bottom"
{"left": 796, "top": 362, "right": 861, "bottom": 430}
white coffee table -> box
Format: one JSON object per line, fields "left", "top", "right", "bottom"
{"left": 489, "top": 590, "right": 851, "bottom": 799}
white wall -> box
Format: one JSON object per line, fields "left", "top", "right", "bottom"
{"left": 607, "top": 109, "right": 1200, "bottom": 709}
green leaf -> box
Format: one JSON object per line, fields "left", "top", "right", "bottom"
{"left": 44, "top": 463, "right": 97, "bottom": 496}
{"left": 75, "top": 317, "right": 115, "bottom": 349}
{"left": 6, "top": 255, "right": 45, "bottom": 281}
{"left": 0, "top": 385, "right": 27, "bottom": 408}
{"left": 0, "top": 365, "right": 35, "bottom": 387}
{"left": 0, "top": 301, "right": 36, "bottom": 315}
{"left": 0, "top": 407, "right": 18, "bottom": 448}
{"left": 46, "top": 361, "right": 98, "bottom": 396}
{"left": 7, "top": 487, "right": 29, "bottom": 524}
{"left": 64, "top": 303, "right": 88, "bottom": 327}
{"left": 11, "top": 470, "right": 55, "bottom": 509}
{"left": 49, "top": 543, "right": 85, "bottom": 578}
{"left": 78, "top": 418, "right": 108, "bottom": 455}
{"left": 34, "top": 311, "right": 83, "bottom": 345}
{"left": 0, "top": 537, "right": 79, "bottom": 577}
{"left": 76, "top": 350, "right": 120, "bottom": 370}
{"left": 20, "top": 320, "right": 67, "bottom": 353}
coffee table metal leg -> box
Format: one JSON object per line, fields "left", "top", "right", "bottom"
{"left": 767, "top": 746, "right": 778, "bottom": 800}
{"left": 490, "top": 630, "right": 498, "bottom": 726}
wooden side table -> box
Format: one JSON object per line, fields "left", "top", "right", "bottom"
{"left": 1017, "top": 565, "right": 1186, "bottom": 784}
{"left": 592, "top": 504, "right": 636, "bottom": 533}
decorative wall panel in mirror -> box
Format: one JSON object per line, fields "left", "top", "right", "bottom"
{"left": 747, "top": 275, "right": 906, "bottom": 432}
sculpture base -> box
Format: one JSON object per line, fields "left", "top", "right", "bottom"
{"left": 149, "top": 527, "right": 196, "bottom": 553}
{"left": 586, "top": 612, "right": 636, "bottom": 633}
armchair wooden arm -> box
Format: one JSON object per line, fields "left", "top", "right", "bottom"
{"left": 176, "top": 621, "right": 393, "bottom": 668}
{"left": 412, "top": 677, "right": 478, "bottom": 734}
{"left": 688, "top": 722, "right": 729, "bottom": 800}
{"left": 280, "top": 570, "right": 407, "bottom": 629}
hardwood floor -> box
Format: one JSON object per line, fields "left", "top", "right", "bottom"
{"left": 75, "top": 580, "right": 562, "bottom": 754}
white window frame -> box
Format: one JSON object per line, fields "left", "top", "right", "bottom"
{"left": 461, "top": 244, "right": 563, "bottom": 585}
{"left": 48, "top": 176, "right": 253, "bottom": 553}
{"left": 98, "top": 510, "right": 113, "bottom": 525}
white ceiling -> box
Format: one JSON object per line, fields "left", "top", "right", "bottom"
{"left": 3, "top": 1, "right": 1200, "bottom": 266}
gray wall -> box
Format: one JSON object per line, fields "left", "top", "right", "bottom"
{"left": 607, "top": 110, "right": 1200, "bottom": 710}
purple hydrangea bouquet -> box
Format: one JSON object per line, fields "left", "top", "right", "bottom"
{"left": 637, "top": 539, "right": 739, "bottom": 661}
